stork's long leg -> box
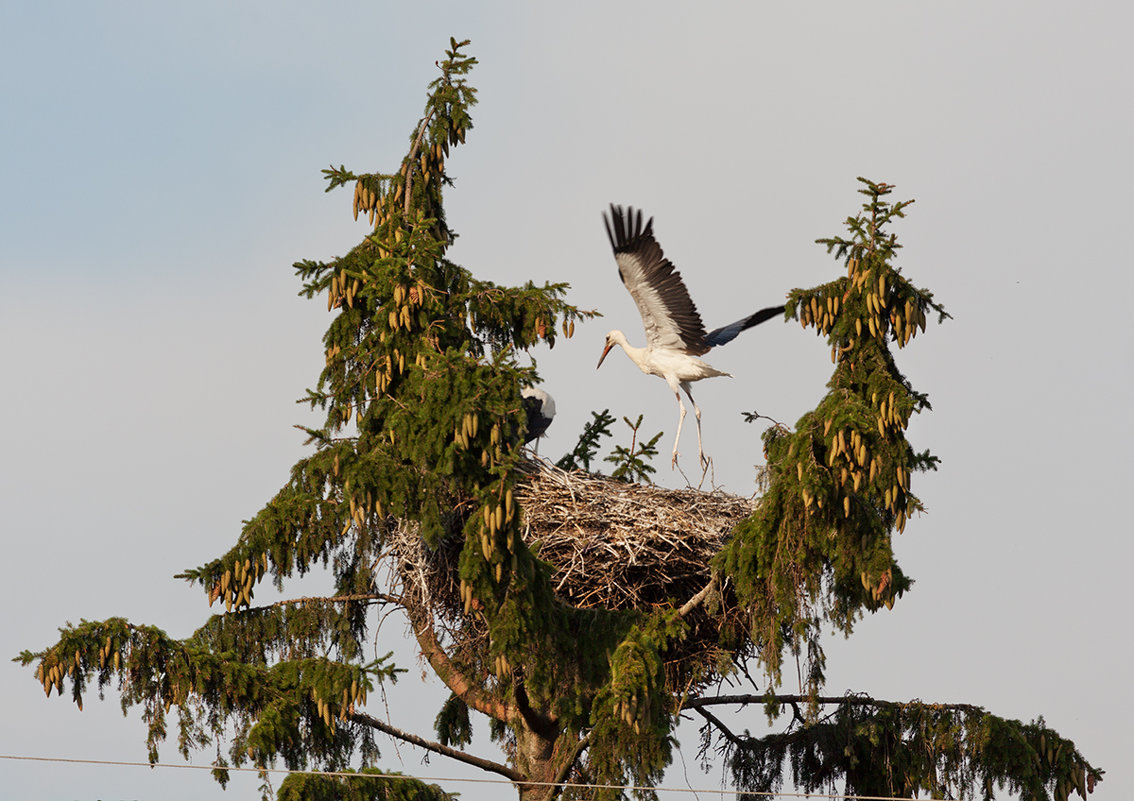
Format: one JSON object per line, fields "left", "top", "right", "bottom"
{"left": 680, "top": 381, "right": 708, "bottom": 469}
{"left": 671, "top": 383, "right": 687, "bottom": 468}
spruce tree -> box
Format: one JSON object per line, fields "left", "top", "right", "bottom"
{"left": 18, "top": 40, "right": 1102, "bottom": 801}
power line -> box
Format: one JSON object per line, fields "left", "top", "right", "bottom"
{"left": 0, "top": 753, "right": 943, "bottom": 801}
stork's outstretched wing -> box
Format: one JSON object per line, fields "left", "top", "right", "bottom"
{"left": 705, "top": 305, "right": 785, "bottom": 347}
{"left": 604, "top": 205, "right": 710, "bottom": 356}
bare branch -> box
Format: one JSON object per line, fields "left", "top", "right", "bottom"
{"left": 349, "top": 711, "right": 524, "bottom": 782}
{"left": 678, "top": 575, "right": 717, "bottom": 618}
{"left": 683, "top": 693, "right": 984, "bottom": 714}
{"left": 693, "top": 706, "right": 744, "bottom": 747}
{"left": 268, "top": 593, "right": 400, "bottom": 609}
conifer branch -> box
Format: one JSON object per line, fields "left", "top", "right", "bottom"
{"left": 403, "top": 109, "right": 435, "bottom": 218}
{"left": 695, "top": 702, "right": 821, "bottom": 754}
{"left": 348, "top": 710, "right": 524, "bottom": 782}
{"left": 267, "top": 592, "right": 400, "bottom": 609}
{"left": 549, "top": 730, "right": 594, "bottom": 790}
{"left": 407, "top": 612, "right": 517, "bottom": 724}
{"left": 513, "top": 674, "right": 559, "bottom": 741}
{"left": 683, "top": 693, "right": 983, "bottom": 714}
{"left": 693, "top": 706, "right": 744, "bottom": 747}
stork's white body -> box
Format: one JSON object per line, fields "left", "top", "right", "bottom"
{"left": 609, "top": 333, "right": 729, "bottom": 384}
{"left": 597, "top": 206, "right": 784, "bottom": 470}
{"left": 600, "top": 330, "right": 728, "bottom": 469}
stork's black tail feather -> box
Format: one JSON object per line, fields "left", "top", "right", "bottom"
{"left": 705, "top": 305, "right": 785, "bottom": 347}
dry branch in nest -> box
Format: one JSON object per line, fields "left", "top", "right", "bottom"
{"left": 390, "top": 458, "right": 756, "bottom": 684}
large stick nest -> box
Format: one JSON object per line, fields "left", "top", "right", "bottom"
{"left": 391, "top": 458, "right": 756, "bottom": 682}
{"left": 514, "top": 459, "right": 752, "bottom": 610}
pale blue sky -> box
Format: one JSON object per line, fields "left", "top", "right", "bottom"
{"left": 3, "top": 2, "right": 1132, "bottom": 799}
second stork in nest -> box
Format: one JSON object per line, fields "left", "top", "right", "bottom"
{"left": 521, "top": 386, "right": 556, "bottom": 452}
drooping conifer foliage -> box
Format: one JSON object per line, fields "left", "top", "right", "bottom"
{"left": 717, "top": 181, "right": 945, "bottom": 694}
{"left": 18, "top": 42, "right": 1101, "bottom": 801}
{"left": 707, "top": 181, "right": 1102, "bottom": 800}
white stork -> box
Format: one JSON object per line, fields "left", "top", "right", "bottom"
{"left": 521, "top": 386, "right": 556, "bottom": 450}
{"left": 596, "top": 204, "right": 784, "bottom": 470}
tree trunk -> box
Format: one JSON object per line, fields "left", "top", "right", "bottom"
{"left": 514, "top": 725, "right": 574, "bottom": 801}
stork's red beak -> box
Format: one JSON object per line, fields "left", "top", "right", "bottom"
{"left": 597, "top": 342, "right": 613, "bottom": 369}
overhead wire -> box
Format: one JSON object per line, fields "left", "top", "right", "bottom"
{"left": 0, "top": 753, "right": 945, "bottom": 800}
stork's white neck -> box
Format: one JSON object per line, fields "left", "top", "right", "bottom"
{"left": 608, "top": 330, "right": 649, "bottom": 372}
